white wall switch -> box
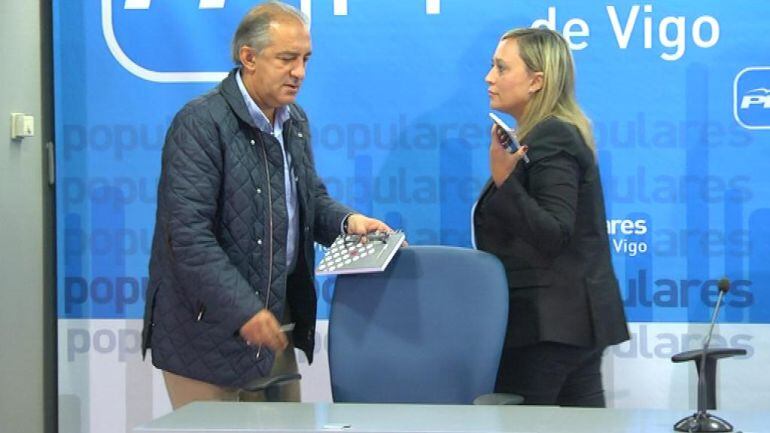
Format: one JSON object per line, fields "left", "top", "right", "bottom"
{"left": 11, "top": 113, "right": 34, "bottom": 140}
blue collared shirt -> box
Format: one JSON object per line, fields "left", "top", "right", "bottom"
{"left": 236, "top": 70, "right": 299, "bottom": 272}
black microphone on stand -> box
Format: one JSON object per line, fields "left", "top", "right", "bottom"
{"left": 674, "top": 278, "right": 735, "bottom": 433}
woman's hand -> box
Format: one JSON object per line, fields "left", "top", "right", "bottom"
{"left": 489, "top": 125, "right": 528, "bottom": 188}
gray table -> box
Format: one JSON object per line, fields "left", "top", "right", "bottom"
{"left": 133, "top": 402, "right": 767, "bottom": 433}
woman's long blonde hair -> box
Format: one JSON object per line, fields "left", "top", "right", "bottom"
{"left": 502, "top": 27, "right": 595, "bottom": 152}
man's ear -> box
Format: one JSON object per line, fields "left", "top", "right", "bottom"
{"left": 529, "top": 71, "right": 544, "bottom": 93}
{"left": 239, "top": 46, "right": 256, "bottom": 71}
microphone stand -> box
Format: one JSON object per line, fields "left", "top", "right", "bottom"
{"left": 674, "top": 283, "right": 734, "bottom": 433}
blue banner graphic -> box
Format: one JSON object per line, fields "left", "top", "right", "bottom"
{"left": 54, "top": 1, "right": 770, "bottom": 323}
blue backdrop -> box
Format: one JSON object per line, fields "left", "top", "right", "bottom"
{"left": 54, "top": 0, "right": 770, "bottom": 327}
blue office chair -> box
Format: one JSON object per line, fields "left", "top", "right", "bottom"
{"left": 328, "top": 245, "right": 521, "bottom": 404}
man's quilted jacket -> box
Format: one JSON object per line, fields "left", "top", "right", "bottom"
{"left": 142, "top": 69, "right": 351, "bottom": 388}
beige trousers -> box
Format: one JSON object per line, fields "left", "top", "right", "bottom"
{"left": 162, "top": 343, "right": 301, "bottom": 409}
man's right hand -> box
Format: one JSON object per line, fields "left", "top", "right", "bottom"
{"left": 239, "top": 309, "right": 288, "bottom": 351}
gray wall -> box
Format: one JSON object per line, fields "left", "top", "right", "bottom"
{"left": 0, "top": 1, "right": 54, "bottom": 432}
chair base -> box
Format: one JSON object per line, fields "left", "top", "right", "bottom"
{"left": 674, "top": 412, "right": 734, "bottom": 432}
{"left": 472, "top": 393, "right": 524, "bottom": 405}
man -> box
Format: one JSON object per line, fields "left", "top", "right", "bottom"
{"left": 142, "top": 1, "right": 391, "bottom": 408}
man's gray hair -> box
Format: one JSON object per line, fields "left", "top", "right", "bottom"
{"left": 231, "top": 1, "right": 309, "bottom": 65}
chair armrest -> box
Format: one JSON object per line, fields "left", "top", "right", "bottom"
{"left": 473, "top": 393, "right": 524, "bottom": 405}
{"left": 242, "top": 373, "right": 302, "bottom": 393}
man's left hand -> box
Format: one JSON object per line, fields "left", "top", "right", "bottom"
{"left": 345, "top": 214, "right": 409, "bottom": 247}
{"left": 345, "top": 214, "right": 392, "bottom": 235}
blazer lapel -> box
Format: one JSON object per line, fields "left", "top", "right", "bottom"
{"left": 476, "top": 178, "right": 495, "bottom": 204}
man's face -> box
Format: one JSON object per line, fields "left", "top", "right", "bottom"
{"left": 241, "top": 18, "right": 311, "bottom": 112}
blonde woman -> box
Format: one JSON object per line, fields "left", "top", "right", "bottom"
{"left": 473, "top": 28, "right": 629, "bottom": 406}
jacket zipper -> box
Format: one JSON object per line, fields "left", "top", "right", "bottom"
{"left": 256, "top": 137, "right": 274, "bottom": 360}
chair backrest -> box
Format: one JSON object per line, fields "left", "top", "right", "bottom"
{"left": 328, "top": 245, "right": 509, "bottom": 404}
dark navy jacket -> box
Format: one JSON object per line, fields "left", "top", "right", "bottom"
{"left": 142, "top": 69, "right": 351, "bottom": 387}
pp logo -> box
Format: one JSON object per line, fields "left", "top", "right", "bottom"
{"left": 103, "top": 0, "right": 442, "bottom": 84}
{"left": 102, "top": 0, "right": 307, "bottom": 83}
{"left": 734, "top": 67, "right": 770, "bottom": 130}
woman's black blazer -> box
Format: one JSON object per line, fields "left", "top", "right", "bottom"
{"left": 474, "top": 116, "right": 630, "bottom": 349}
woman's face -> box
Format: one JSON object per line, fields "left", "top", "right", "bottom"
{"left": 485, "top": 38, "right": 540, "bottom": 120}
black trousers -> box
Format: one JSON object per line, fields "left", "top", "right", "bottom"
{"left": 495, "top": 341, "right": 606, "bottom": 407}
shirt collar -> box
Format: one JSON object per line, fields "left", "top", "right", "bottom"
{"left": 236, "top": 68, "right": 291, "bottom": 134}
